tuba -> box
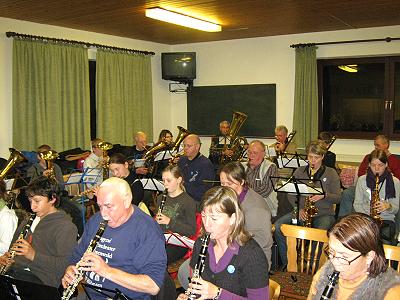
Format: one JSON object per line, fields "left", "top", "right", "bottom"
{"left": 97, "top": 141, "right": 113, "bottom": 180}
{"left": 171, "top": 126, "right": 190, "bottom": 153}
{"left": 0, "top": 148, "right": 26, "bottom": 180}
{"left": 220, "top": 111, "right": 248, "bottom": 164}
{"left": 371, "top": 173, "right": 382, "bottom": 224}
{"left": 39, "top": 150, "right": 59, "bottom": 181}
{"left": 304, "top": 165, "right": 319, "bottom": 227}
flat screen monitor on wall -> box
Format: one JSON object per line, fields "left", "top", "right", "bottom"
{"left": 161, "top": 52, "right": 196, "bottom": 83}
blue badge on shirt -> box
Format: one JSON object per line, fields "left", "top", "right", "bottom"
{"left": 227, "top": 265, "right": 235, "bottom": 274}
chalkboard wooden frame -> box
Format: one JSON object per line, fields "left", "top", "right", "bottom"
{"left": 187, "top": 84, "right": 276, "bottom": 137}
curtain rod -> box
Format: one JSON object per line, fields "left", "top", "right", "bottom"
{"left": 5, "top": 31, "right": 155, "bottom": 56}
{"left": 290, "top": 36, "right": 400, "bottom": 48}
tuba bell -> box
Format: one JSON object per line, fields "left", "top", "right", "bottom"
{"left": 220, "top": 111, "right": 248, "bottom": 164}
{"left": 0, "top": 148, "right": 27, "bottom": 180}
{"left": 171, "top": 126, "right": 190, "bottom": 153}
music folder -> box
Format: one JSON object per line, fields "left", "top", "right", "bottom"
{"left": 164, "top": 232, "right": 195, "bottom": 249}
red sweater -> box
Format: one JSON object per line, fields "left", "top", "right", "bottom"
{"left": 358, "top": 153, "right": 400, "bottom": 180}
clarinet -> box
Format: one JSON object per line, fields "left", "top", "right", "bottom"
{"left": 0, "top": 213, "right": 36, "bottom": 275}
{"left": 61, "top": 220, "right": 108, "bottom": 300}
{"left": 186, "top": 234, "right": 211, "bottom": 300}
{"left": 320, "top": 271, "right": 340, "bottom": 300}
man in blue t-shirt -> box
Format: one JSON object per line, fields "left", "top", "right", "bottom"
{"left": 62, "top": 177, "right": 167, "bottom": 300}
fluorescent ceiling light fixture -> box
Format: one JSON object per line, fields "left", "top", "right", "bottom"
{"left": 145, "top": 7, "right": 221, "bottom": 32}
{"left": 338, "top": 64, "right": 358, "bottom": 73}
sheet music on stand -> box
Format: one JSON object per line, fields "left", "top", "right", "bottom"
{"left": 4, "top": 176, "right": 31, "bottom": 191}
{"left": 136, "top": 178, "right": 165, "bottom": 192}
{"left": 164, "top": 232, "right": 195, "bottom": 249}
{"left": 65, "top": 168, "right": 102, "bottom": 227}
{"left": 277, "top": 153, "right": 308, "bottom": 169}
{"left": 82, "top": 282, "right": 133, "bottom": 300}
{"left": 266, "top": 145, "right": 276, "bottom": 158}
{"left": 154, "top": 150, "right": 174, "bottom": 162}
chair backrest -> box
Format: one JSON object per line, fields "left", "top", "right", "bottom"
{"left": 269, "top": 279, "right": 281, "bottom": 300}
{"left": 384, "top": 244, "right": 400, "bottom": 272}
{"left": 281, "top": 224, "right": 329, "bottom": 275}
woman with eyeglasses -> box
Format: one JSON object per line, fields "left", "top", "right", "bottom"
{"left": 308, "top": 213, "right": 400, "bottom": 300}
{"left": 178, "top": 186, "right": 269, "bottom": 300}
{"left": 353, "top": 149, "right": 400, "bottom": 245}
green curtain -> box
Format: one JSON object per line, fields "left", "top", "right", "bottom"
{"left": 12, "top": 39, "right": 91, "bottom": 151}
{"left": 96, "top": 50, "right": 153, "bottom": 145}
{"left": 292, "top": 45, "right": 318, "bottom": 149}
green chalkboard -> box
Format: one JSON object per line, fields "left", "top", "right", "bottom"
{"left": 187, "top": 84, "right": 276, "bottom": 137}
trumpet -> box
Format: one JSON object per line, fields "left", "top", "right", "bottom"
{"left": 0, "top": 213, "right": 36, "bottom": 275}
{"left": 61, "top": 219, "right": 108, "bottom": 300}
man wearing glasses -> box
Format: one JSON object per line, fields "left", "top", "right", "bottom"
{"left": 177, "top": 134, "right": 215, "bottom": 210}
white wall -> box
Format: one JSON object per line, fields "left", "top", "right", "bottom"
{"left": 0, "top": 17, "right": 172, "bottom": 157}
{"left": 1, "top": 17, "right": 400, "bottom": 162}
{"left": 171, "top": 25, "right": 400, "bottom": 162}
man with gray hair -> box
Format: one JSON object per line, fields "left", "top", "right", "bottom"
{"left": 243, "top": 140, "right": 279, "bottom": 217}
{"left": 270, "top": 125, "right": 297, "bottom": 155}
{"left": 209, "top": 120, "right": 233, "bottom": 172}
{"left": 63, "top": 177, "right": 167, "bottom": 300}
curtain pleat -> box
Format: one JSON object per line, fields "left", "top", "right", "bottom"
{"left": 292, "top": 46, "right": 319, "bottom": 148}
{"left": 12, "top": 39, "right": 91, "bottom": 151}
{"left": 96, "top": 50, "right": 153, "bottom": 145}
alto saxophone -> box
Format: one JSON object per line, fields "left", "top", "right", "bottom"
{"left": 0, "top": 213, "right": 36, "bottom": 275}
{"left": 61, "top": 220, "right": 108, "bottom": 300}
{"left": 304, "top": 165, "right": 318, "bottom": 227}
{"left": 186, "top": 234, "right": 211, "bottom": 300}
{"left": 371, "top": 173, "right": 382, "bottom": 224}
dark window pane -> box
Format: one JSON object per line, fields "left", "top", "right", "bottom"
{"left": 322, "top": 63, "right": 384, "bottom": 132}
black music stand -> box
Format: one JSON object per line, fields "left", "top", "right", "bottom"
{"left": 270, "top": 175, "right": 325, "bottom": 223}
{"left": 82, "top": 282, "right": 133, "bottom": 300}
{"left": 276, "top": 153, "right": 308, "bottom": 170}
{"left": 0, "top": 275, "right": 61, "bottom": 300}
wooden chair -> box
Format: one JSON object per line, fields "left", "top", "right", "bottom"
{"left": 283, "top": 224, "right": 329, "bottom": 274}
{"left": 270, "top": 224, "right": 329, "bottom": 300}
{"left": 269, "top": 279, "right": 281, "bottom": 300}
{"left": 384, "top": 244, "right": 400, "bottom": 272}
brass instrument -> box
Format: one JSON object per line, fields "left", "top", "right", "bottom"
{"left": 276, "top": 131, "right": 296, "bottom": 156}
{"left": 97, "top": 141, "right": 113, "bottom": 180}
{"left": 39, "top": 150, "right": 59, "bottom": 180}
{"left": 186, "top": 234, "right": 210, "bottom": 300}
{"left": 371, "top": 173, "right": 382, "bottom": 224}
{"left": 143, "top": 141, "right": 169, "bottom": 163}
{"left": 171, "top": 126, "right": 190, "bottom": 153}
{"left": 61, "top": 220, "right": 108, "bottom": 300}
{"left": 0, "top": 213, "right": 36, "bottom": 275}
{"left": 220, "top": 111, "right": 248, "bottom": 164}
{"left": 304, "top": 165, "right": 319, "bottom": 227}
{"left": 169, "top": 126, "right": 190, "bottom": 164}
{"left": 326, "top": 135, "right": 336, "bottom": 151}
{"left": 0, "top": 148, "right": 26, "bottom": 180}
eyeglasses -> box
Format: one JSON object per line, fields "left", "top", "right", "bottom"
{"left": 324, "top": 246, "right": 362, "bottom": 265}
